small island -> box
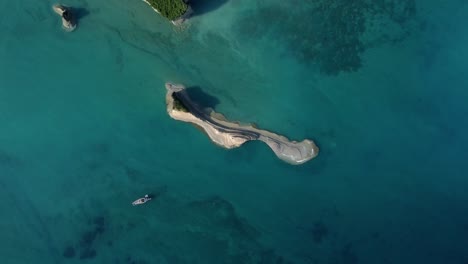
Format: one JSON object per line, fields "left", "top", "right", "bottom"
{"left": 53, "top": 4, "right": 76, "bottom": 31}
{"left": 165, "top": 83, "right": 319, "bottom": 165}
{"left": 143, "top": 0, "right": 193, "bottom": 25}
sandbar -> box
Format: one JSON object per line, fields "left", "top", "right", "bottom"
{"left": 165, "top": 83, "right": 319, "bottom": 165}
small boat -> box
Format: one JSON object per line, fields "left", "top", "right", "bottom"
{"left": 132, "top": 194, "right": 152, "bottom": 206}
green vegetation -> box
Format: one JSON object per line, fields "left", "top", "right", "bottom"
{"left": 172, "top": 93, "right": 189, "bottom": 112}
{"left": 147, "top": 0, "right": 188, "bottom": 21}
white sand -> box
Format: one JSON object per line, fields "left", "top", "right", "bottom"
{"left": 142, "top": 0, "right": 161, "bottom": 14}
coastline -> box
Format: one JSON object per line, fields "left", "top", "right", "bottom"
{"left": 142, "top": 0, "right": 192, "bottom": 25}
{"left": 165, "top": 83, "right": 319, "bottom": 165}
{"left": 142, "top": 0, "right": 161, "bottom": 14}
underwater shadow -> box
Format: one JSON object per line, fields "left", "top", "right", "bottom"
{"left": 190, "top": 0, "right": 229, "bottom": 17}
{"left": 71, "top": 7, "right": 90, "bottom": 20}
{"left": 186, "top": 86, "right": 220, "bottom": 110}
{"left": 0, "top": 150, "right": 22, "bottom": 169}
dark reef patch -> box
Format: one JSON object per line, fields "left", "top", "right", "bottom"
{"left": 176, "top": 196, "right": 291, "bottom": 262}
{"left": 311, "top": 221, "right": 329, "bottom": 243}
{"left": 69, "top": 191, "right": 290, "bottom": 262}
{"left": 65, "top": 193, "right": 291, "bottom": 263}
{"left": 124, "top": 166, "right": 144, "bottom": 181}
{"left": 79, "top": 248, "right": 97, "bottom": 260}
{"left": 325, "top": 242, "right": 360, "bottom": 264}
{"left": 63, "top": 246, "right": 76, "bottom": 258}
{"left": 64, "top": 215, "right": 108, "bottom": 260}
{"left": 79, "top": 230, "right": 98, "bottom": 248}
{"left": 79, "top": 217, "right": 106, "bottom": 248}
{"left": 187, "top": 195, "right": 260, "bottom": 240}
{"left": 93, "top": 216, "right": 105, "bottom": 228}
{"left": 235, "top": 0, "right": 417, "bottom": 75}
{"left": 125, "top": 255, "right": 148, "bottom": 264}
{"left": 0, "top": 150, "right": 22, "bottom": 168}
{"left": 340, "top": 243, "right": 359, "bottom": 264}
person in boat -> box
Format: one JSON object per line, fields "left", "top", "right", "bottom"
{"left": 132, "top": 194, "right": 153, "bottom": 206}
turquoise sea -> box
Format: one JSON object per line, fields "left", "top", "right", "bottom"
{"left": 1, "top": 0, "right": 467, "bottom": 263}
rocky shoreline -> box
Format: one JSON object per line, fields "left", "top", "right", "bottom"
{"left": 165, "top": 83, "right": 319, "bottom": 165}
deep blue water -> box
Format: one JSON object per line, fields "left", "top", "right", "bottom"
{"left": 0, "top": 0, "right": 467, "bottom": 263}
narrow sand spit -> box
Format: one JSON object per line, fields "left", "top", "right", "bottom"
{"left": 165, "top": 83, "right": 319, "bottom": 165}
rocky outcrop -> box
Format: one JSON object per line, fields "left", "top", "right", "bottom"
{"left": 53, "top": 4, "right": 76, "bottom": 32}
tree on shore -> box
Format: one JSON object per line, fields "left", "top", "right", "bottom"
{"left": 172, "top": 94, "right": 189, "bottom": 112}
{"left": 147, "top": 0, "right": 188, "bottom": 20}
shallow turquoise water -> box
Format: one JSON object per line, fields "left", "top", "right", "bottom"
{"left": 1, "top": 0, "right": 467, "bottom": 263}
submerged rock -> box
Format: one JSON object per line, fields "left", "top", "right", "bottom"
{"left": 93, "top": 216, "right": 105, "bottom": 228}
{"left": 79, "top": 248, "right": 97, "bottom": 260}
{"left": 311, "top": 221, "right": 329, "bottom": 243}
{"left": 62, "top": 246, "right": 76, "bottom": 258}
